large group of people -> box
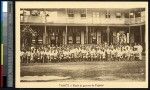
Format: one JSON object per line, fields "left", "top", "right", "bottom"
{"left": 20, "top": 43, "right": 143, "bottom": 63}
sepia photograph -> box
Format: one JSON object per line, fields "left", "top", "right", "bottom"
{"left": 15, "top": 2, "right": 148, "bottom": 88}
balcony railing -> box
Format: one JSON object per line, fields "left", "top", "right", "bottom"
{"left": 21, "top": 15, "right": 145, "bottom": 25}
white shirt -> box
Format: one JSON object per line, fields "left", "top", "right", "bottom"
{"left": 137, "top": 45, "right": 143, "bottom": 53}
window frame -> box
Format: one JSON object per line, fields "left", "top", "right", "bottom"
{"left": 80, "top": 9, "right": 86, "bottom": 18}
{"left": 116, "top": 12, "right": 122, "bottom": 18}
{"left": 105, "top": 11, "right": 111, "bottom": 18}
{"left": 67, "top": 9, "right": 74, "bottom": 18}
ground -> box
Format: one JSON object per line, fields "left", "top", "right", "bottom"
{"left": 20, "top": 60, "right": 146, "bottom": 82}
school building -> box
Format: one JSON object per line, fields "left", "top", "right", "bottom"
{"left": 20, "top": 8, "right": 145, "bottom": 50}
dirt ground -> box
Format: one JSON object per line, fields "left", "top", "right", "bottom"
{"left": 20, "top": 60, "right": 146, "bottom": 82}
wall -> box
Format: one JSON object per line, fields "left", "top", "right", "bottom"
{"left": 21, "top": 9, "right": 145, "bottom": 25}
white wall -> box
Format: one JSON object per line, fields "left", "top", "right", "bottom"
{"left": 21, "top": 9, "right": 145, "bottom": 25}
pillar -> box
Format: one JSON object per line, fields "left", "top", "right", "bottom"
{"left": 81, "top": 29, "right": 84, "bottom": 44}
{"left": 112, "top": 31, "right": 116, "bottom": 45}
{"left": 97, "top": 30, "right": 101, "bottom": 44}
{"left": 130, "top": 26, "right": 134, "bottom": 44}
{"left": 63, "top": 29, "right": 65, "bottom": 45}
{"left": 65, "top": 26, "right": 67, "bottom": 44}
{"left": 107, "top": 26, "right": 110, "bottom": 45}
{"left": 127, "top": 26, "right": 130, "bottom": 44}
{"left": 43, "top": 9, "right": 47, "bottom": 45}
{"left": 86, "top": 26, "right": 88, "bottom": 44}
{"left": 140, "top": 25, "right": 142, "bottom": 44}
{"left": 43, "top": 25, "right": 47, "bottom": 45}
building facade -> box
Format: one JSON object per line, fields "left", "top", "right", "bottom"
{"left": 20, "top": 8, "right": 145, "bottom": 50}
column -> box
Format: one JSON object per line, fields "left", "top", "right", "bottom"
{"left": 43, "top": 25, "right": 47, "bottom": 45}
{"left": 65, "top": 26, "right": 67, "bottom": 44}
{"left": 97, "top": 30, "right": 101, "bottom": 44}
{"left": 81, "top": 29, "right": 84, "bottom": 44}
{"left": 86, "top": 26, "right": 88, "bottom": 44}
{"left": 43, "top": 9, "right": 47, "bottom": 45}
{"left": 107, "top": 26, "right": 110, "bottom": 44}
{"left": 127, "top": 26, "right": 130, "bottom": 44}
{"left": 63, "top": 29, "right": 65, "bottom": 45}
{"left": 140, "top": 25, "right": 142, "bottom": 44}
{"left": 112, "top": 31, "right": 116, "bottom": 44}
{"left": 130, "top": 26, "right": 134, "bottom": 44}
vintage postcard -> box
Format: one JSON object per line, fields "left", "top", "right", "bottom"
{"left": 15, "top": 1, "right": 148, "bottom": 88}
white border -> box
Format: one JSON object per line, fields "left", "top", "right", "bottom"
{"left": 15, "top": 1, "right": 148, "bottom": 88}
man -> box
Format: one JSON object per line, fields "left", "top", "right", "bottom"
{"left": 53, "top": 50, "right": 57, "bottom": 63}
{"left": 106, "top": 48, "right": 111, "bottom": 61}
{"left": 27, "top": 50, "right": 31, "bottom": 63}
{"left": 74, "top": 48, "right": 78, "bottom": 62}
{"left": 137, "top": 44, "right": 143, "bottom": 60}
{"left": 37, "top": 49, "right": 41, "bottom": 63}
{"left": 116, "top": 46, "right": 121, "bottom": 61}
{"left": 68, "top": 50, "right": 71, "bottom": 62}
{"left": 40, "top": 50, "right": 44, "bottom": 63}
{"left": 125, "top": 45, "right": 131, "bottom": 61}
{"left": 113, "top": 47, "right": 117, "bottom": 61}
{"left": 20, "top": 51, "right": 24, "bottom": 63}
{"left": 129, "top": 45, "right": 135, "bottom": 61}
{"left": 87, "top": 50, "right": 91, "bottom": 62}
{"left": 71, "top": 48, "right": 75, "bottom": 62}
{"left": 133, "top": 43, "right": 139, "bottom": 61}
{"left": 63, "top": 50, "right": 67, "bottom": 62}
{"left": 90, "top": 48, "right": 94, "bottom": 61}
{"left": 111, "top": 48, "right": 115, "bottom": 61}
{"left": 30, "top": 50, "right": 34, "bottom": 63}
{"left": 44, "top": 50, "right": 48, "bottom": 63}
{"left": 82, "top": 48, "right": 87, "bottom": 61}
{"left": 24, "top": 51, "right": 28, "bottom": 63}
{"left": 33, "top": 50, "right": 38, "bottom": 63}
{"left": 59, "top": 50, "right": 63, "bottom": 62}
{"left": 102, "top": 49, "right": 106, "bottom": 61}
